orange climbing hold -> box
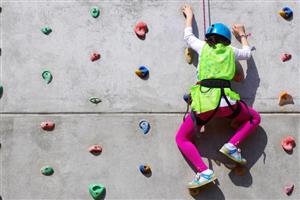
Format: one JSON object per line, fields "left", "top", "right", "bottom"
{"left": 281, "top": 136, "right": 296, "bottom": 152}
{"left": 281, "top": 53, "right": 292, "bottom": 62}
{"left": 134, "top": 21, "right": 148, "bottom": 39}
{"left": 41, "top": 121, "right": 55, "bottom": 131}
{"left": 279, "top": 91, "right": 294, "bottom": 106}
{"left": 90, "top": 52, "right": 101, "bottom": 62}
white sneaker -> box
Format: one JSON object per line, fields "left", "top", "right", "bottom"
{"left": 219, "top": 143, "right": 247, "bottom": 165}
{"left": 187, "top": 169, "right": 217, "bottom": 189}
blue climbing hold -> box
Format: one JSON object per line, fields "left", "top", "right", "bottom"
{"left": 139, "top": 164, "right": 151, "bottom": 174}
{"left": 139, "top": 120, "right": 150, "bottom": 134}
{"left": 279, "top": 7, "right": 293, "bottom": 20}
{"left": 183, "top": 93, "right": 190, "bottom": 104}
{"left": 135, "top": 66, "right": 149, "bottom": 79}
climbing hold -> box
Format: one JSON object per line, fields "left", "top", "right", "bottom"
{"left": 139, "top": 120, "right": 150, "bottom": 134}
{"left": 279, "top": 91, "right": 294, "bottom": 106}
{"left": 41, "top": 121, "right": 55, "bottom": 131}
{"left": 0, "top": 85, "right": 3, "bottom": 98}
{"left": 41, "top": 166, "right": 54, "bottom": 176}
{"left": 134, "top": 21, "right": 148, "bottom": 39}
{"left": 90, "top": 52, "right": 101, "bottom": 62}
{"left": 281, "top": 136, "right": 296, "bottom": 152}
{"left": 89, "top": 97, "right": 102, "bottom": 104}
{"left": 139, "top": 164, "right": 151, "bottom": 174}
{"left": 185, "top": 48, "right": 193, "bottom": 64}
{"left": 281, "top": 53, "right": 292, "bottom": 62}
{"left": 90, "top": 6, "right": 100, "bottom": 18}
{"left": 284, "top": 183, "right": 294, "bottom": 195}
{"left": 89, "top": 184, "right": 106, "bottom": 200}
{"left": 89, "top": 145, "right": 102, "bottom": 156}
{"left": 233, "top": 165, "right": 247, "bottom": 176}
{"left": 279, "top": 7, "right": 293, "bottom": 20}
{"left": 41, "top": 26, "right": 52, "bottom": 35}
{"left": 183, "top": 93, "right": 191, "bottom": 104}
{"left": 42, "top": 70, "right": 53, "bottom": 84}
{"left": 135, "top": 66, "right": 149, "bottom": 79}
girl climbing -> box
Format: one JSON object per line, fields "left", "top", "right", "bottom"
{"left": 176, "top": 5, "right": 261, "bottom": 189}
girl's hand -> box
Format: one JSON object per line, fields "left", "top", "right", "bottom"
{"left": 232, "top": 24, "right": 246, "bottom": 37}
{"left": 182, "top": 4, "right": 193, "bottom": 19}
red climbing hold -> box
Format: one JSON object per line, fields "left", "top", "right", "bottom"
{"left": 281, "top": 136, "right": 296, "bottom": 152}
{"left": 89, "top": 145, "right": 102, "bottom": 155}
{"left": 284, "top": 183, "right": 294, "bottom": 195}
{"left": 90, "top": 53, "right": 101, "bottom": 62}
{"left": 134, "top": 21, "right": 148, "bottom": 39}
{"left": 281, "top": 53, "right": 292, "bottom": 62}
{"left": 41, "top": 121, "right": 55, "bottom": 131}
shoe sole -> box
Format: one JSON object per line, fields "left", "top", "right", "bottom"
{"left": 219, "top": 147, "right": 247, "bottom": 165}
{"left": 187, "top": 175, "right": 217, "bottom": 189}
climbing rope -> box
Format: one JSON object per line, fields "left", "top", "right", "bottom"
{"left": 202, "top": 0, "right": 206, "bottom": 37}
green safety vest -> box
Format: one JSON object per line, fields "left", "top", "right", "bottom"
{"left": 190, "top": 43, "right": 240, "bottom": 113}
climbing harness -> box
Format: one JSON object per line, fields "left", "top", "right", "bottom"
{"left": 184, "top": 79, "right": 253, "bottom": 128}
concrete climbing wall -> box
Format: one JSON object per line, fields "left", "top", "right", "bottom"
{"left": 0, "top": 0, "right": 299, "bottom": 199}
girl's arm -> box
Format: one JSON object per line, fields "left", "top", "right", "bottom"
{"left": 182, "top": 5, "right": 205, "bottom": 53}
{"left": 232, "top": 24, "right": 252, "bottom": 60}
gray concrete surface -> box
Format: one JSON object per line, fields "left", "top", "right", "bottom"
{"left": 0, "top": 114, "right": 299, "bottom": 199}
{"left": 0, "top": 0, "right": 300, "bottom": 200}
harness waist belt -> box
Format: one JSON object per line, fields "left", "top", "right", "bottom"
{"left": 197, "top": 79, "right": 231, "bottom": 88}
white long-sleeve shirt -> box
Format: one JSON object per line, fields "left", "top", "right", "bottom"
{"left": 184, "top": 27, "right": 252, "bottom": 107}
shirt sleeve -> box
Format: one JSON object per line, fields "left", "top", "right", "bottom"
{"left": 184, "top": 27, "right": 205, "bottom": 54}
{"left": 232, "top": 46, "right": 252, "bottom": 60}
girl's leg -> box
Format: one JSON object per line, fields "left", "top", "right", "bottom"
{"left": 228, "top": 102, "right": 261, "bottom": 146}
{"left": 175, "top": 113, "right": 208, "bottom": 172}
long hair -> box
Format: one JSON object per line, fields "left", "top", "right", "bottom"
{"left": 205, "top": 34, "right": 230, "bottom": 48}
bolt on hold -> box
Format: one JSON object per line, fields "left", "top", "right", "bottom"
{"left": 41, "top": 166, "right": 54, "bottom": 176}
{"left": 134, "top": 21, "right": 148, "bottom": 40}
{"left": 281, "top": 53, "right": 292, "bottom": 62}
{"left": 279, "top": 7, "right": 293, "bottom": 20}
{"left": 90, "top": 52, "right": 101, "bottom": 62}
{"left": 278, "top": 91, "right": 294, "bottom": 106}
{"left": 89, "top": 184, "right": 106, "bottom": 200}
{"left": 42, "top": 70, "right": 53, "bottom": 84}
{"left": 41, "top": 26, "right": 52, "bottom": 35}
{"left": 90, "top": 6, "right": 100, "bottom": 18}
{"left": 135, "top": 66, "right": 149, "bottom": 79}
{"left": 41, "top": 121, "right": 55, "bottom": 131}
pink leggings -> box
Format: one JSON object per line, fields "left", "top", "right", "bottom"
{"left": 175, "top": 102, "right": 261, "bottom": 172}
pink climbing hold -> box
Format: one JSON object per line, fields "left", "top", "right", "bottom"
{"left": 284, "top": 183, "right": 294, "bottom": 195}
{"left": 89, "top": 145, "right": 102, "bottom": 155}
{"left": 281, "top": 53, "right": 292, "bottom": 62}
{"left": 134, "top": 21, "right": 148, "bottom": 39}
{"left": 41, "top": 121, "right": 55, "bottom": 131}
{"left": 281, "top": 136, "right": 296, "bottom": 152}
{"left": 90, "top": 52, "right": 101, "bottom": 62}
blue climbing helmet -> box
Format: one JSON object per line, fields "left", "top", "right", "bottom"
{"left": 205, "top": 23, "right": 231, "bottom": 43}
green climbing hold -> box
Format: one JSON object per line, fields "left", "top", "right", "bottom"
{"left": 0, "top": 85, "right": 3, "bottom": 98}
{"left": 90, "top": 6, "right": 100, "bottom": 18}
{"left": 89, "top": 184, "right": 106, "bottom": 200}
{"left": 42, "top": 70, "right": 53, "bottom": 84}
{"left": 41, "top": 26, "right": 52, "bottom": 35}
{"left": 41, "top": 166, "right": 54, "bottom": 176}
{"left": 89, "top": 97, "right": 102, "bottom": 104}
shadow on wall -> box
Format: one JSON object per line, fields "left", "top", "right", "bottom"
{"left": 191, "top": 16, "right": 200, "bottom": 68}
{"left": 232, "top": 57, "right": 260, "bottom": 107}
{"left": 182, "top": 118, "right": 267, "bottom": 199}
